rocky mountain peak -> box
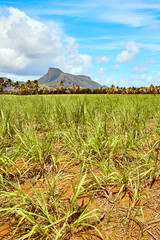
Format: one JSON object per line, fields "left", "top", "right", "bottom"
{"left": 48, "top": 68, "right": 63, "bottom": 74}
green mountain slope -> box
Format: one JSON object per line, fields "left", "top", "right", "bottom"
{"left": 38, "top": 68, "right": 101, "bottom": 89}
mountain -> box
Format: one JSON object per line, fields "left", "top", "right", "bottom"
{"left": 38, "top": 68, "right": 101, "bottom": 90}
{"left": 101, "top": 85, "right": 108, "bottom": 89}
{"left": 0, "top": 77, "right": 8, "bottom": 81}
{"left": 0, "top": 77, "right": 24, "bottom": 84}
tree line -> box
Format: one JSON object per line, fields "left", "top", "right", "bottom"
{"left": 0, "top": 78, "right": 160, "bottom": 95}
{"left": 0, "top": 78, "right": 39, "bottom": 95}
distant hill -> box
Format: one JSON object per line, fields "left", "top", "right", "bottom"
{"left": 38, "top": 68, "right": 102, "bottom": 90}
{"left": 101, "top": 85, "right": 108, "bottom": 89}
{"left": 1, "top": 77, "right": 8, "bottom": 81}
{"left": 0, "top": 77, "right": 24, "bottom": 85}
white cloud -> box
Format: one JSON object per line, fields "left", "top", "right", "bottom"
{"left": 147, "top": 21, "right": 160, "bottom": 30}
{"left": 116, "top": 41, "right": 139, "bottom": 65}
{"left": 132, "top": 66, "right": 148, "bottom": 74}
{"left": 95, "top": 56, "right": 109, "bottom": 63}
{"left": 98, "top": 67, "right": 106, "bottom": 75}
{"left": 66, "top": 37, "right": 79, "bottom": 52}
{"left": 0, "top": 72, "right": 41, "bottom": 82}
{"left": 130, "top": 75, "right": 139, "bottom": 80}
{"left": 55, "top": 53, "right": 92, "bottom": 74}
{"left": 137, "top": 43, "right": 160, "bottom": 52}
{"left": 141, "top": 74, "right": 146, "bottom": 79}
{"left": 0, "top": 7, "right": 92, "bottom": 76}
{"left": 0, "top": 48, "right": 30, "bottom": 70}
{"left": 99, "top": 11, "right": 152, "bottom": 27}
{"left": 140, "top": 74, "right": 160, "bottom": 84}
{"left": 115, "top": 64, "right": 120, "bottom": 69}
{"left": 130, "top": 72, "right": 160, "bottom": 86}
{"left": 105, "top": 76, "right": 125, "bottom": 86}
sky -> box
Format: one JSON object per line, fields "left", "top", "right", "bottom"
{"left": 0, "top": 0, "right": 160, "bottom": 87}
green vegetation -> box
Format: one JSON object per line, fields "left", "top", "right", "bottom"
{"left": 0, "top": 78, "right": 39, "bottom": 95}
{"left": 0, "top": 95, "right": 160, "bottom": 239}
{"left": 1, "top": 77, "right": 160, "bottom": 95}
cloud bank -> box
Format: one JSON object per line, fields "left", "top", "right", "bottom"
{"left": 132, "top": 66, "right": 148, "bottom": 74}
{"left": 37, "top": 0, "right": 160, "bottom": 27}
{"left": 0, "top": 7, "right": 91, "bottom": 77}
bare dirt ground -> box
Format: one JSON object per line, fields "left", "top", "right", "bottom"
{"left": 0, "top": 146, "right": 159, "bottom": 240}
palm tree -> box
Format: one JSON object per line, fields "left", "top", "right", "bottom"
{"left": 110, "top": 85, "right": 116, "bottom": 94}
{"left": 148, "top": 84, "right": 155, "bottom": 94}
{"left": 116, "top": 86, "right": 120, "bottom": 94}
{"left": 155, "top": 86, "right": 160, "bottom": 94}
{"left": 66, "top": 89, "right": 70, "bottom": 94}
{"left": 33, "top": 80, "right": 39, "bottom": 94}
{"left": 121, "top": 87, "right": 126, "bottom": 94}
{"left": 144, "top": 87, "right": 148, "bottom": 94}
{"left": 6, "top": 78, "right": 13, "bottom": 87}
{"left": 60, "top": 80, "right": 64, "bottom": 90}
{"left": 0, "top": 78, "right": 8, "bottom": 92}
{"left": 13, "top": 81, "right": 20, "bottom": 91}
{"left": 42, "top": 87, "right": 49, "bottom": 94}
{"left": 98, "top": 86, "right": 103, "bottom": 94}
{"left": 26, "top": 80, "right": 32, "bottom": 91}
{"left": 139, "top": 87, "right": 144, "bottom": 94}
{"left": 72, "top": 83, "right": 76, "bottom": 93}
{"left": 56, "top": 87, "right": 60, "bottom": 94}
{"left": 21, "top": 83, "right": 25, "bottom": 90}
{"left": 76, "top": 84, "right": 80, "bottom": 93}
{"left": 0, "top": 78, "right": 4, "bottom": 92}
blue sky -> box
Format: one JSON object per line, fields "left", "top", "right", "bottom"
{"left": 0, "top": 0, "right": 160, "bottom": 87}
